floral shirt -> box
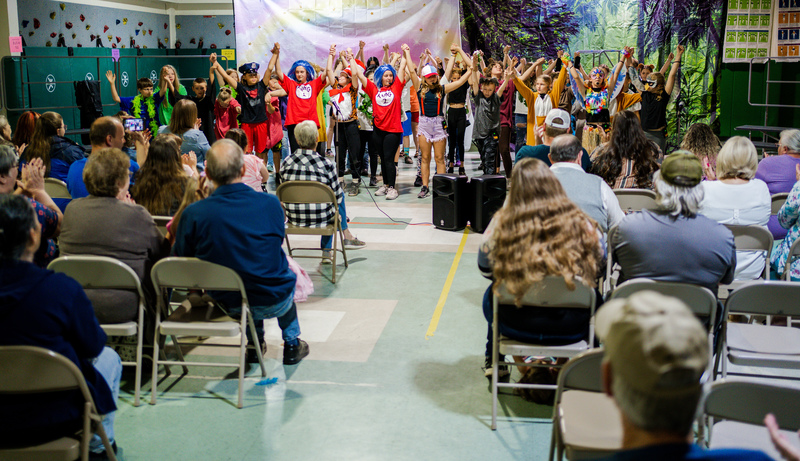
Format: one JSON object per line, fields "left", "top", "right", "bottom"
{"left": 26, "top": 197, "right": 58, "bottom": 267}
{"left": 771, "top": 180, "right": 800, "bottom": 280}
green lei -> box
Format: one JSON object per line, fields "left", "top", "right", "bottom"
{"left": 132, "top": 95, "right": 159, "bottom": 133}
{"left": 357, "top": 92, "right": 373, "bottom": 122}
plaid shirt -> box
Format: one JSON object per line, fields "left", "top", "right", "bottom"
{"left": 281, "top": 149, "right": 344, "bottom": 228}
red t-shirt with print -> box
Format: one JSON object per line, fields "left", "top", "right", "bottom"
{"left": 364, "top": 78, "right": 405, "bottom": 133}
{"left": 280, "top": 75, "right": 327, "bottom": 127}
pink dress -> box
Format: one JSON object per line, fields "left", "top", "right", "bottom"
{"left": 214, "top": 98, "right": 241, "bottom": 139}
{"left": 242, "top": 154, "right": 265, "bottom": 191}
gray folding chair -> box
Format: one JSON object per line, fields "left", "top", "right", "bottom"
{"left": 702, "top": 379, "right": 800, "bottom": 459}
{"left": 48, "top": 255, "right": 146, "bottom": 407}
{"left": 714, "top": 281, "right": 800, "bottom": 380}
{"left": 612, "top": 189, "right": 657, "bottom": 214}
{"left": 771, "top": 192, "right": 789, "bottom": 216}
{"left": 720, "top": 225, "right": 773, "bottom": 295}
{"left": 604, "top": 225, "right": 620, "bottom": 298}
{"left": 0, "top": 346, "right": 117, "bottom": 461}
{"left": 44, "top": 177, "right": 71, "bottom": 200}
{"left": 549, "top": 348, "right": 622, "bottom": 461}
{"left": 491, "top": 277, "right": 596, "bottom": 430}
{"left": 276, "top": 180, "right": 348, "bottom": 283}
{"left": 783, "top": 237, "right": 800, "bottom": 281}
{"left": 151, "top": 216, "right": 171, "bottom": 238}
{"left": 150, "top": 257, "right": 267, "bottom": 409}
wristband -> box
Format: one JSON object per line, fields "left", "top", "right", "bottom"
{"left": 621, "top": 49, "right": 631, "bottom": 57}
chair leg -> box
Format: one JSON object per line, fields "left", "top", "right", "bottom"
{"left": 284, "top": 234, "right": 293, "bottom": 257}
{"left": 331, "top": 231, "right": 338, "bottom": 284}
{"left": 247, "top": 314, "right": 268, "bottom": 378}
{"left": 237, "top": 311, "right": 247, "bottom": 409}
{"left": 170, "top": 335, "right": 190, "bottom": 375}
{"left": 491, "top": 356, "right": 498, "bottom": 430}
{"left": 339, "top": 223, "right": 348, "bottom": 268}
{"left": 134, "top": 327, "right": 143, "bottom": 407}
{"left": 151, "top": 329, "right": 160, "bottom": 405}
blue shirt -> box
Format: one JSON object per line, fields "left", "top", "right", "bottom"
{"left": 66, "top": 156, "right": 140, "bottom": 199}
{"left": 172, "top": 182, "right": 296, "bottom": 307}
{"left": 516, "top": 144, "right": 593, "bottom": 171}
{"left": 157, "top": 126, "right": 210, "bottom": 171}
{"left": 597, "top": 443, "right": 771, "bottom": 461}
{"left": 119, "top": 93, "right": 164, "bottom": 133}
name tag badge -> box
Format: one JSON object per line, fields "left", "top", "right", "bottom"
{"left": 296, "top": 84, "right": 313, "bottom": 100}
{"left": 375, "top": 90, "right": 394, "bottom": 107}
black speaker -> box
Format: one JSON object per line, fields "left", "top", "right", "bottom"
{"left": 470, "top": 175, "right": 507, "bottom": 233}
{"left": 432, "top": 174, "right": 470, "bottom": 231}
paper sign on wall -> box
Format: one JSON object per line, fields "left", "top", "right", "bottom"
{"left": 220, "top": 49, "right": 235, "bottom": 62}
{"left": 112, "top": 48, "right": 120, "bottom": 61}
{"left": 9, "top": 36, "right": 23, "bottom": 53}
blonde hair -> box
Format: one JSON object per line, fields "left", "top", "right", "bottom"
{"left": 157, "top": 65, "right": 183, "bottom": 92}
{"left": 716, "top": 136, "right": 757, "bottom": 180}
{"left": 489, "top": 158, "right": 600, "bottom": 305}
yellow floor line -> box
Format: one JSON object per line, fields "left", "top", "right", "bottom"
{"left": 426, "top": 227, "right": 470, "bottom": 339}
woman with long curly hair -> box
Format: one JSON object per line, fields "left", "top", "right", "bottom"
{"left": 590, "top": 110, "right": 660, "bottom": 189}
{"left": 477, "top": 157, "right": 603, "bottom": 378}
{"left": 131, "top": 137, "right": 189, "bottom": 216}
{"left": 681, "top": 123, "right": 722, "bottom": 180}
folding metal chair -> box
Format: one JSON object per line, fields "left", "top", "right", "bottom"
{"left": 549, "top": 348, "right": 622, "bottom": 461}
{"left": 151, "top": 216, "right": 171, "bottom": 238}
{"left": 491, "top": 277, "right": 596, "bottom": 430}
{"left": 771, "top": 192, "right": 789, "bottom": 216}
{"left": 44, "top": 177, "right": 71, "bottom": 200}
{"left": 150, "top": 257, "right": 267, "bottom": 409}
{"left": 48, "top": 255, "right": 146, "bottom": 407}
{"left": 719, "top": 225, "right": 773, "bottom": 295}
{"left": 0, "top": 346, "right": 117, "bottom": 461}
{"left": 702, "top": 379, "right": 800, "bottom": 459}
{"left": 612, "top": 188, "right": 657, "bottom": 214}
{"left": 276, "top": 180, "right": 348, "bottom": 283}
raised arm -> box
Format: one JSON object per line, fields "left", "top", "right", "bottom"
{"left": 324, "top": 43, "right": 336, "bottom": 86}
{"left": 105, "top": 70, "right": 121, "bottom": 104}
{"left": 208, "top": 54, "right": 217, "bottom": 87}
{"left": 268, "top": 42, "right": 283, "bottom": 82}
{"left": 470, "top": 55, "right": 481, "bottom": 96}
{"left": 351, "top": 53, "right": 369, "bottom": 88}
{"left": 382, "top": 43, "right": 390, "bottom": 64}
{"left": 502, "top": 45, "right": 511, "bottom": 69}
{"left": 356, "top": 40, "right": 366, "bottom": 63}
{"left": 659, "top": 51, "right": 674, "bottom": 75}
{"left": 520, "top": 57, "right": 542, "bottom": 82}
{"left": 402, "top": 44, "right": 420, "bottom": 90}
{"left": 444, "top": 66, "right": 471, "bottom": 93}
{"left": 496, "top": 68, "right": 512, "bottom": 97}
{"left": 213, "top": 61, "right": 238, "bottom": 88}
{"left": 568, "top": 60, "right": 587, "bottom": 98}
{"left": 444, "top": 44, "right": 457, "bottom": 81}
{"left": 665, "top": 45, "right": 684, "bottom": 95}
{"left": 397, "top": 50, "right": 407, "bottom": 83}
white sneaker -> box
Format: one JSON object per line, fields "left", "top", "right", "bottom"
{"left": 386, "top": 186, "right": 399, "bottom": 200}
{"left": 375, "top": 185, "right": 388, "bottom": 196}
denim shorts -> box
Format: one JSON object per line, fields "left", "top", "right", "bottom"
{"left": 418, "top": 115, "right": 448, "bottom": 143}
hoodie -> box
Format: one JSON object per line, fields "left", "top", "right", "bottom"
{"left": 0, "top": 259, "right": 114, "bottom": 444}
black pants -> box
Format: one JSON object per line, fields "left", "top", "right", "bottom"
{"left": 475, "top": 134, "right": 498, "bottom": 175}
{"left": 360, "top": 130, "right": 376, "bottom": 177}
{"left": 371, "top": 128, "right": 401, "bottom": 187}
{"left": 447, "top": 108, "right": 467, "bottom": 165}
{"left": 287, "top": 124, "right": 298, "bottom": 154}
{"left": 336, "top": 120, "right": 361, "bottom": 181}
{"left": 498, "top": 126, "right": 513, "bottom": 177}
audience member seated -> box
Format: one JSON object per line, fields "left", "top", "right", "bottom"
{"left": 681, "top": 122, "right": 721, "bottom": 181}
{"left": 131, "top": 137, "right": 190, "bottom": 216}
{"left": 60, "top": 147, "right": 169, "bottom": 324}
{"left": 0, "top": 194, "right": 122, "bottom": 459}
{"left": 281, "top": 120, "right": 366, "bottom": 252}
{"left": 172, "top": 139, "right": 310, "bottom": 365}
{"left": 700, "top": 137, "right": 770, "bottom": 281}
{"left": 595, "top": 291, "right": 771, "bottom": 461}
{"left": 756, "top": 129, "right": 800, "bottom": 240}
{"left": 590, "top": 110, "right": 661, "bottom": 189}
{"left": 12, "top": 110, "right": 39, "bottom": 151}
{"left": 225, "top": 128, "right": 270, "bottom": 191}
{"left": 477, "top": 158, "right": 603, "bottom": 378}
{"left": 165, "top": 176, "right": 208, "bottom": 245}
{"left": 515, "top": 109, "right": 592, "bottom": 171}
{"left": 771, "top": 165, "right": 800, "bottom": 281}
{"left": 157, "top": 99, "right": 211, "bottom": 171}
{"left": 0, "top": 147, "right": 61, "bottom": 268}
{"left": 611, "top": 152, "right": 736, "bottom": 295}
{"left": 67, "top": 117, "right": 140, "bottom": 199}
{"left": 0, "top": 115, "right": 14, "bottom": 147}
{"left": 548, "top": 134, "right": 624, "bottom": 233}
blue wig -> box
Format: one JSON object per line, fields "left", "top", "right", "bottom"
{"left": 374, "top": 64, "right": 397, "bottom": 88}
{"left": 288, "top": 60, "right": 316, "bottom": 83}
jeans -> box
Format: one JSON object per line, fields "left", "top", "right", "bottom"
{"left": 281, "top": 129, "right": 290, "bottom": 161}
{"left": 227, "top": 288, "right": 301, "bottom": 345}
{"left": 90, "top": 347, "right": 122, "bottom": 453}
{"left": 321, "top": 199, "right": 349, "bottom": 249}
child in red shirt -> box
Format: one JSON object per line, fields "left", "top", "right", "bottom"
{"left": 213, "top": 87, "right": 241, "bottom": 139}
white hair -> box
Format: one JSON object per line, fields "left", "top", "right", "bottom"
{"left": 780, "top": 129, "right": 800, "bottom": 153}
{"left": 653, "top": 171, "right": 704, "bottom": 218}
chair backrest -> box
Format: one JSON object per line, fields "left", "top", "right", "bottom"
{"left": 276, "top": 180, "right": 336, "bottom": 205}
{"left": 150, "top": 257, "right": 248, "bottom": 303}
{"left": 613, "top": 189, "right": 658, "bottom": 213}
{"left": 152, "top": 216, "right": 171, "bottom": 237}
{"left": 771, "top": 192, "right": 789, "bottom": 215}
{"left": 784, "top": 237, "right": 800, "bottom": 280}
{"left": 705, "top": 379, "right": 800, "bottom": 431}
{"left": 47, "top": 255, "right": 144, "bottom": 298}
{"left": 555, "top": 348, "right": 605, "bottom": 396}
{"left": 723, "top": 224, "right": 774, "bottom": 255}
{"left": 0, "top": 346, "right": 91, "bottom": 399}
{"left": 725, "top": 281, "right": 800, "bottom": 317}
{"left": 44, "top": 177, "right": 71, "bottom": 199}
{"left": 610, "top": 279, "right": 718, "bottom": 331}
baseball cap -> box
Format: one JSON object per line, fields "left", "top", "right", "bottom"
{"left": 238, "top": 62, "right": 260, "bottom": 75}
{"left": 421, "top": 64, "right": 438, "bottom": 78}
{"left": 545, "top": 109, "right": 570, "bottom": 130}
{"left": 596, "top": 291, "right": 709, "bottom": 397}
{"left": 660, "top": 151, "right": 703, "bottom": 187}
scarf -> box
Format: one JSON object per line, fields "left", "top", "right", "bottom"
{"left": 329, "top": 84, "right": 352, "bottom": 103}
{"left": 132, "top": 95, "right": 158, "bottom": 133}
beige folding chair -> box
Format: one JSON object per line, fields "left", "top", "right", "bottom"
{"left": 702, "top": 379, "right": 800, "bottom": 458}
{"left": 491, "top": 276, "right": 596, "bottom": 430}
{"left": 719, "top": 225, "right": 773, "bottom": 296}
{"left": 150, "top": 257, "right": 267, "bottom": 409}
{"left": 151, "top": 216, "right": 171, "bottom": 238}
{"left": 783, "top": 237, "right": 800, "bottom": 281}
{"left": 47, "top": 255, "right": 146, "bottom": 407}
{"left": 549, "top": 348, "right": 622, "bottom": 461}
{"left": 44, "top": 177, "right": 71, "bottom": 200}
{"left": 276, "top": 180, "right": 348, "bottom": 283}
{"left": 0, "top": 346, "right": 117, "bottom": 461}
{"left": 612, "top": 188, "right": 657, "bottom": 214}
{"left": 714, "top": 281, "right": 800, "bottom": 380}
{"left": 771, "top": 192, "right": 789, "bottom": 216}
